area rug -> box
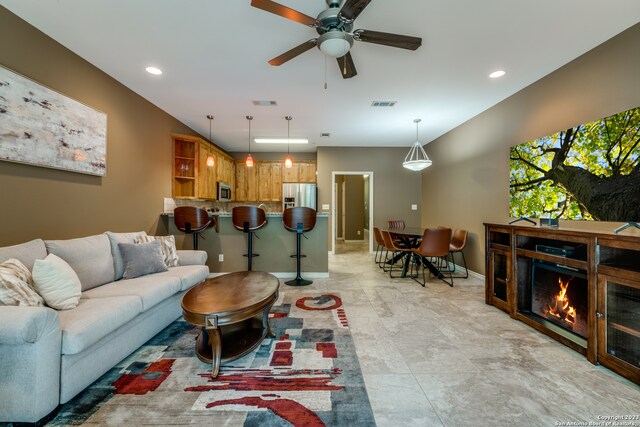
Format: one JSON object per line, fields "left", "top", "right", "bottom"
{"left": 47, "top": 292, "right": 375, "bottom": 426}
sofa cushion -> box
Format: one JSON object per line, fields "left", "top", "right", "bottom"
{"left": 32, "top": 254, "right": 82, "bottom": 310}
{"left": 0, "top": 258, "right": 44, "bottom": 307}
{"left": 45, "top": 235, "right": 115, "bottom": 292}
{"left": 135, "top": 235, "right": 180, "bottom": 267}
{"left": 104, "top": 231, "right": 147, "bottom": 281}
{"left": 81, "top": 275, "right": 181, "bottom": 312}
{"left": 58, "top": 296, "right": 142, "bottom": 355}
{"left": 0, "top": 239, "right": 47, "bottom": 270}
{"left": 119, "top": 241, "right": 168, "bottom": 280}
{"left": 153, "top": 265, "right": 210, "bottom": 291}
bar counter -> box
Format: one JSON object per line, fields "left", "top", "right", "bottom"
{"left": 159, "top": 212, "right": 329, "bottom": 275}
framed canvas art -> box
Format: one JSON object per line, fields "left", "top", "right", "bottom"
{"left": 0, "top": 65, "right": 107, "bottom": 176}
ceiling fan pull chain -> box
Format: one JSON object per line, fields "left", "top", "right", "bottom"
{"left": 324, "top": 55, "right": 328, "bottom": 90}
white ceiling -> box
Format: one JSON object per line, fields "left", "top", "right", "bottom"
{"left": 2, "top": 0, "right": 640, "bottom": 153}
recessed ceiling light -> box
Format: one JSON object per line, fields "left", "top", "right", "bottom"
{"left": 145, "top": 66, "right": 162, "bottom": 75}
{"left": 489, "top": 70, "right": 506, "bottom": 79}
{"left": 254, "top": 138, "right": 308, "bottom": 144}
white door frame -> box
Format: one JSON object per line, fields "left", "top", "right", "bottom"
{"left": 331, "top": 171, "right": 374, "bottom": 255}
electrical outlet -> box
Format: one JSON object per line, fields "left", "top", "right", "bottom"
{"left": 322, "top": 204, "right": 330, "bottom": 210}
{"left": 411, "top": 204, "right": 418, "bottom": 210}
{"left": 357, "top": 230, "right": 361, "bottom": 235}
{"left": 218, "top": 254, "right": 224, "bottom": 262}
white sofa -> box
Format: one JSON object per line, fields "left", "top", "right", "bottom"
{"left": 0, "top": 232, "right": 209, "bottom": 424}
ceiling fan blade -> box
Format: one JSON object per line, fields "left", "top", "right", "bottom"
{"left": 251, "top": 0, "right": 321, "bottom": 27}
{"left": 339, "top": 0, "right": 372, "bottom": 22}
{"left": 337, "top": 52, "right": 357, "bottom": 79}
{"left": 268, "top": 39, "right": 317, "bottom": 66}
{"left": 354, "top": 29, "right": 422, "bottom": 50}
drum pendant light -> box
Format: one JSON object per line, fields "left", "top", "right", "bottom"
{"left": 245, "top": 116, "right": 254, "bottom": 167}
{"left": 402, "top": 119, "right": 432, "bottom": 171}
{"left": 206, "top": 115, "right": 214, "bottom": 167}
{"left": 284, "top": 115, "right": 293, "bottom": 169}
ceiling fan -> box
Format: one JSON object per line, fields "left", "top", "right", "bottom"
{"left": 251, "top": 0, "right": 422, "bottom": 79}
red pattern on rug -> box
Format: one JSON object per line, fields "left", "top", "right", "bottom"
{"left": 206, "top": 396, "right": 325, "bottom": 427}
{"left": 113, "top": 359, "right": 175, "bottom": 395}
{"left": 296, "top": 294, "right": 343, "bottom": 311}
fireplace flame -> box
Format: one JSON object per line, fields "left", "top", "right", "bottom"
{"left": 545, "top": 277, "right": 576, "bottom": 327}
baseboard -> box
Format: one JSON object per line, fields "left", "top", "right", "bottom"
{"left": 445, "top": 261, "right": 484, "bottom": 282}
{"left": 343, "top": 239, "right": 365, "bottom": 243}
{"left": 208, "top": 272, "right": 329, "bottom": 279}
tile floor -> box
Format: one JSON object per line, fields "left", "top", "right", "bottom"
{"left": 293, "top": 239, "right": 640, "bottom": 427}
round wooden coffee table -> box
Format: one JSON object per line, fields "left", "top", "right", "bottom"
{"left": 181, "top": 271, "right": 279, "bottom": 378}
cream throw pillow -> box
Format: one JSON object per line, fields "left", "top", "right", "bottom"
{"left": 135, "top": 235, "right": 179, "bottom": 267}
{"left": 0, "top": 258, "right": 44, "bottom": 306}
{"left": 32, "top": 253, "right": 82, "bottom": 310}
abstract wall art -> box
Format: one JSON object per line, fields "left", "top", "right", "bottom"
{"left": 0, "top": 65, "right": 107, "bottom": 176}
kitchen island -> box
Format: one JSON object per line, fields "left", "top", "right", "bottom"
{"left": 159, "top": 212, "right": 328, "bottom": 276}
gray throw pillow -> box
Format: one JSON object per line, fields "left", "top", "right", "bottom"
{"left": 118, "top": 240, "right": 168, "bottom": 280}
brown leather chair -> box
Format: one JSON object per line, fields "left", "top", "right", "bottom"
{"left": 449, "top": 229, "right": 469, "bottom": 278}
{"left": 373, "top": 227, "right": 385, "bottom": 267}
{"left": 381, "top": 230, "right": 413, "bottom": 278}
{"left": 174, "top": 206, "right": 211, "bottom": 250}
{"left": 232, "top": 206, "right": 267, "bottom": 271}
{"left": 282, "top": 207, "right": 317, "bottom": 286}
{"left": 410, "top": 227, "right": 453, "bottom": 287}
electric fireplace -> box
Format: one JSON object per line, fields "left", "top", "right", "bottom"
{"left": 530, "top": 260, "right": 588, "bottom": 338}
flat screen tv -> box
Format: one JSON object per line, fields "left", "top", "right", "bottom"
{"left": 509, "top": 106, "right": 640, "bottom": 223}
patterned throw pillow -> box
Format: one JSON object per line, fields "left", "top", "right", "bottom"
{"left": 0, "top": 258, "right": 45, "bottom": 307}
{"left": 134, "top": 235, "right": 179, "bottom": 267}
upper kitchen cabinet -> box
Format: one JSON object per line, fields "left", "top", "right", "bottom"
{"left": 172, "top": 134, "right": 235, "bottom": 200}
{"left": 282, "top": 160, "right": 316, "bottom": 183}
{"left": 258, "top": 162, "right": 283, "bottom": 202}
{"left": 172, "top": 135, "right": 198, "bottom": 198}
{"left": 235, "top": 161, "right": 258, "bottom": 202}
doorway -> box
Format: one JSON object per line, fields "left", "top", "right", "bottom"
{"left": 331, "top": 171, "right": 374, "bottom": 255}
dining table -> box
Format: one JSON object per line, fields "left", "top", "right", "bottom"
{"left": 382, "top": 226, "right": 446, "bottom": 279}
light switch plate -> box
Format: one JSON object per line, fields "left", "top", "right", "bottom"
{"left": 322, "top": 204, "right": 330, "bottom": 210}
{"left": 411, "top": 204, "right": 418, "bottom": 210}
{"left": 218, "top": 254, "right": 224, "bottom": 262}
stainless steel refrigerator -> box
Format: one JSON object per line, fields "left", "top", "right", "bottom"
{"left": 283, "top": 183, "right": 317, "bottom": 211}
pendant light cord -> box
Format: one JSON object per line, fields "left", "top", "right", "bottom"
{"left": 286, "top": 116, "right": 291, "bottom": 155}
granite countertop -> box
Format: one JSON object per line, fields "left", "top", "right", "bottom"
{"left": 162, "top": 212, "right": 330, "bottom": 217}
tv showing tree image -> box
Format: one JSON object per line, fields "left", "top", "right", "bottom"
{"left": 510, "top": 106, "right": 640, "bottom": 222}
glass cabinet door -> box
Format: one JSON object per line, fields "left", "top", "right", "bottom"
{"left": 604, "top": 280, "right": 639, "bottom": 368}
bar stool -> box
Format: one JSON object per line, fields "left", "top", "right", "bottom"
{"left": 232, "top": 206, "right": 267, "bottom": 271}
{"left": 283, "top": 207, "right": 316, "bottom": 286}
{"left": 174, "top": 206, "right": 211, "bottom": 250}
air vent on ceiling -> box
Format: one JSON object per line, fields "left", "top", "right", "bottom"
{"left": 320, "top": 133, "right": 331, "bottom": 138}
{"left": 371, "top": 101, "right": 397, "bottom": 107}
{"left": 252, "top": 100, "right": 278, "bottom": 106}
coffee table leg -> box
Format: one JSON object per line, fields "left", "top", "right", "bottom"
{"left": 262, "top": 308, "right": 276, "bottom": 338}
{"left": 205, "top": 315, "right": 222, "bottom": 378}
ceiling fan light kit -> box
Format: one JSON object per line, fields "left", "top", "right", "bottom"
{"left": 403, "top": 119, "right": 432, "bottom": 172}
{"left": 251, "top": 0, "right": 421, "bottom": 79}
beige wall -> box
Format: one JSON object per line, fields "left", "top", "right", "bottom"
{"left": 318, "top": 147, "right": 422, "bottom": 250}
{"left": 0, "top": 7, "right": 209, "bottom": 245}
{"left": 421, "top": 23, "right": 640, "bottom": 275}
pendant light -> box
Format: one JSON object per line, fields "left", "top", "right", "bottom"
{"left": 206, "top": 115, "right": 215, "bottom": 167}
{"left": 402, "top": 119, "right": 432, "bottom": 171}
{"left": 245, "top": 116, "right": 254, "bottom": 167}
{"left": 284, "top": 115, "right": 293, "bottom": 169}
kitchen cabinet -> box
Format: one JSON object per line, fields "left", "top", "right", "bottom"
{"left": 235, "top": 161, "right": 258, "bottom": 202}
{"left": 258, "top": 162, "right": 283, "bottom": 202}
{"left": 172, "top": 133, "right": 235, "bottom": 200}
{"left": 282, "top": 160, "right": 316, "bottom": 183}
{"left": 197, "top": 142, "right": 216, "bottom": 200}
{"left": 172, "top": 135, "right": 197, "bottom": 198}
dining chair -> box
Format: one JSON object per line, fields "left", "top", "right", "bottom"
{"left": 410, "top": 227, "right": 453, "bottom": 287}
{"left": 373, "top": 227, "right": 386, "bottom": 267}
{"left": 381, "top": 230, "right": 413, "bottom": 278}
{"left": 387, "top": 220, "right": 406, "bottom": 229}
{"left": 448, "top": 229, "right": 469, "bottom": 278}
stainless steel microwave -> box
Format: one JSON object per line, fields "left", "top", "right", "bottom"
{"left": 217, "top": 182, "right": 231, "bottom": 201}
